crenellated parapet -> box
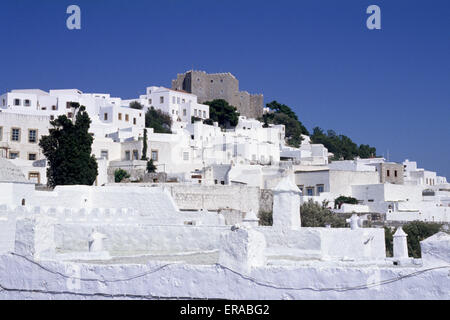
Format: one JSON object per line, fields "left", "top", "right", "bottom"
{"left": 0, "top": 204, "right": 139, "bottom": 224}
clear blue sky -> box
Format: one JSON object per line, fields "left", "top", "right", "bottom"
{"left": 0, "top": 0, "right": 449, "bottom": 178}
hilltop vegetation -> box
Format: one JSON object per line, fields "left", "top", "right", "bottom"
{"left": 259, "top": 100, "right": 377, "bottom": 159}
{"left": 259, "top": 101, "right": 309, "bottom": 148}
{"left": 203, "top": 99, "right": 240, "bottom": 129}
{"left": 311, "top": 127, "right": 377, "bottom": 160}
{"left": 145, "top": 107, "right": 172, "bottom": 134}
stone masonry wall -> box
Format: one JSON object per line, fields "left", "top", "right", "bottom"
{"left": 172, "top": 70, "right": 263, "bottom": 119}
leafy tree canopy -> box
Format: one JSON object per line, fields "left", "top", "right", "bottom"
{"left": 130, "top": 101, "right": 144, "bottom": 110}
{"left": 114, "top": 168, "right": 130, "bottom": 183}
{"left": 311, "top": 127, "right": 377, "bottom": 160}
{"left": 334, "top": 196, "right": 359, "bottom": 209}
{"left": 301, "top": 199, "right": 346, "bottom": 228}
{"left": 145, "top": 107, "right": 172, "bottom": 134}
{"left": 260, "top": 101, "right": 309, "bottom": 148}
{"left": 402, "top": 221, "right": 442, "bottom": 258}
{"left": 39, "top": 104, "right": 98, "bottom": 188}
{"left": 204, "top": 99, "right": 240, "bottom": 129}
{"left": 384, "top": 222, "right": 443, "bottom": 258}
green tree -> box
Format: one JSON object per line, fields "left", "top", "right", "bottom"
{"left": 141, "top": 128, "right": 148, "bottom": 160}
{"left": 130, "top": 101, "right": 144, "bottom": 110}
{"left": 311, "top": 126, "right": 377, "bottom": 160}
{"left": 384, "top": 227, "right": 394, "bottom": 257}
{"left": 145, "top": 107, "right": 172, "bottom": 133}
{"left": 260, "top": 101, "right": 309, "bottom": 148}
{"left": 114, "top": 168, "right": 130, "bottom": 183}
{"left": 301, "top": 199, "right": 346, "bottom": 227}
{"left": 258, "top": 210, "right": 273, "bottom": 226}
{"left": 334, "top": 196, "right": 359, "bottom": 209}
{"left": 402, "top": 221, "right": 442, "bottom": 258}
{"left": 204, "top": 99, "right": 240, "bottom": 129}
{"left": 39, "top": 104, "right": 98, "bottom": 188}
{"left": 146, "top": 159, "right": 157, "bottom": 173}
{"left": 358, "top": 144, "right": 377, "bottom": 159}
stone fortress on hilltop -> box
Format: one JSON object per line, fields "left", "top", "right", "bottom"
{"left": 171, "top": 70, "right": 264, "bottom": 119}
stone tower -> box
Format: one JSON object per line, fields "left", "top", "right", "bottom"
{"left": 171, "top": 70, "right": 263, "bottom": 119}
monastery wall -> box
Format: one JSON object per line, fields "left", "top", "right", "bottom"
{"left": 0, "top": 253, "right": 448, "bottom": 299}
{"left": 162, "top": 184, "right": 261, "bottom": 213}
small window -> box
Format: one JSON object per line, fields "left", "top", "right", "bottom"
{"left": 298, "top": 185, "right": 304, "bottom": 193}
{"left": 132, "top": 150, "right": 139, "bottom": 160}
{"left": 183, "top": 152, "right": 189, "bottom": 161}
{"left": 183, "top": 109, "right": 187, "bottom": 116}
{"left": 182, "top": 99, "right": 185, "bottom": 103}
{"left": 11, "top": 128, "right": 20, "bottom": 142}
{"left": 125, "top": 114, "right": 129, "bottom": 122}
{"left": 52, "top": 105, "right": 57, "bottom": 110}
{"left": 50, "top": 115, "right": 55, "bottom": 120}
{"left": 28, "top": 129, "right": 37, "bottom": 143}
{"left": 0, "top": 127, "right": 2, "bottom": 141}
{"left": 24, "top": 99, "right": 31, "bottom": 107}
{"left": 118, "top": 113, "right": 122, "bottom": 120}
{"left": 306, "top": 187, "right": 314, "bottom": 196}
{"left": 394, "top": 170, "right": 398, "bottom": 177}
{"left": 100, "top": 150, "right": 108, "bottom": 160}
{"left": 9, "top": 152, "right": 19, "bottom": 159}
{"left": 67, "top": 112, "right": 73, "bottom": 118}
{"left": 148, "top": 99, "right": 152, "bottom": 105}
{"left": 172, "top": 96, "right": 175, "bottom": 104}
{"left": 133, "top": 118, "right": 136, "bottom": 125}
{"left": 41, "top": 107, "right": 46, "bottom": 110}
{"left": 151, "top": 150, "right": 158, "bottom": 161}
{"left": 104, "top": 113, "right": 108, "bottom": 121}
{"left": 125, "top": 151, "right": 131, "bottom": 161}
{"left": 14, "top": 99, "right": 21, "bottom": 106}
{"left": 28, "top": 153, "right": 37, "bottom": 161}
{"left": 66, "top": 102, "right": 72, "bottom": 109}
{"left": 177, "top": 97, "right": 180, "bottom": 104}
{"left": 387, "top": 170, "right": 390, "bottom": 177}
{"left": 317, "top": 184, "right": 324, "bottom": 194}
{"left": 28, "top": 172, "right": 40, "bottom": 184}
{"left": 203, "top": 111, "right": 206, "bottom": 118}
{"left": 160, "top": 96, "right": 164, "bottom": 104}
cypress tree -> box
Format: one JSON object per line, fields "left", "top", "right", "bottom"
{"left": 39, "top": 104, "right": 98, "bottom": 188}
{"left": 141, "top": 128, "right": 148, "bottom": 160}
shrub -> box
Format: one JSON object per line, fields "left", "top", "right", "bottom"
{"left": 130, "top": 101, "right": 144, "bottom": 110}
{"left": 403, "top": 221, "right": 442, "bottom": 258}
{"left": 301, "top": 199, "right": 346, "bottom": 227}
{"left": 384, "top": 227, "right": 394, "bottom": 257}
{"left": 146, "top": 159, "right": 156, "bottom": 173}
{"left": 114, "top": 169, "right": 130, "bottom": 183}
{"left": 258, "top": 210, "right": 273, "bottom": 226}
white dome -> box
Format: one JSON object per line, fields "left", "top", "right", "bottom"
{"left": 0, "top": 158, "right": 28, "bottom": 183}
